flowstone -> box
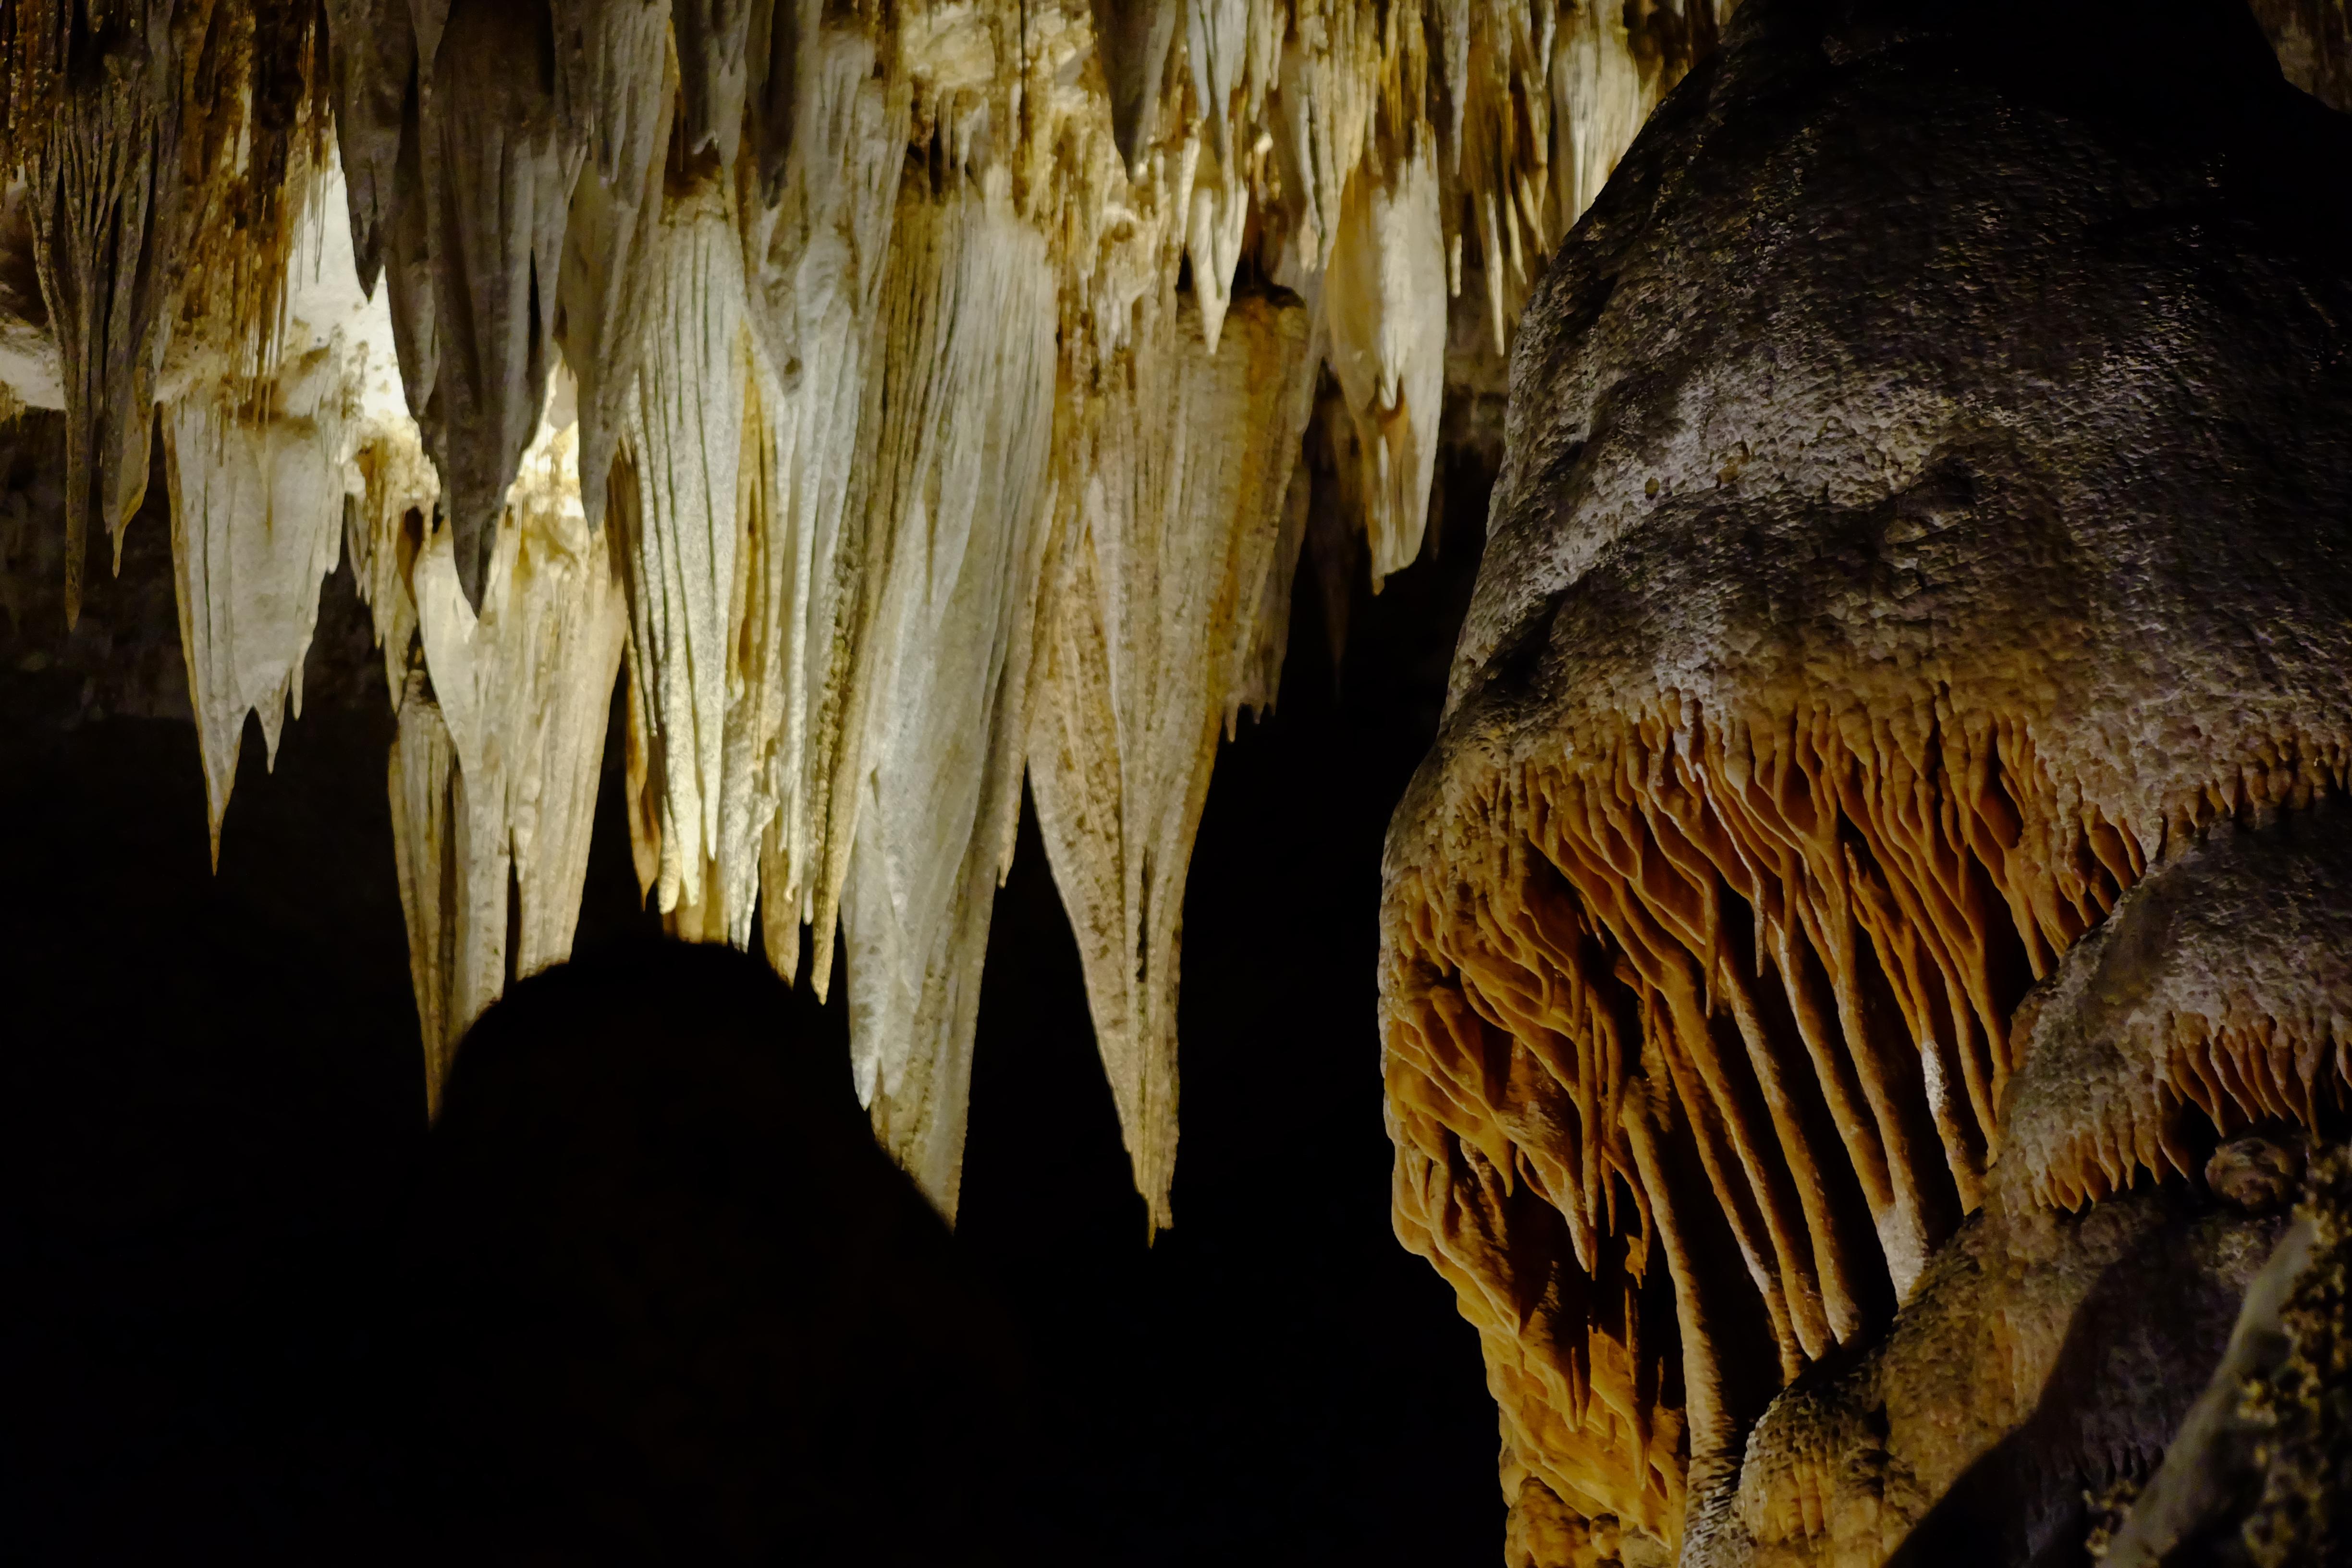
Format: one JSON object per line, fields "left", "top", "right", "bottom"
{"left": 1380, "top": 1, "right": 2352, "bottom": 1557}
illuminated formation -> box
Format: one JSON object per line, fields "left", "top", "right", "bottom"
{"left": 0, "top": 1, "right": 1713, "bottom": 1214}
{"left": 12, "top": 1, "right": 2352, "bottom": 1563}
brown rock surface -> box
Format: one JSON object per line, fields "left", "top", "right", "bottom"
{"left": 2103, "top": 1145, "right": 2352, "bottom": 1568}
{"left": 1701, "top": 1191, "right": 2280, "bottom": 1567}
{"left": 1381, "top": 1, "right": 2352, "bottom": 1557}
{"left": 1996, "top": 805, "right": 2352, "bottom": 1216}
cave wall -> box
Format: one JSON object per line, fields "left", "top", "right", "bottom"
{"left": 1379, "top": 2, "right": 2352, "bottom": 1561}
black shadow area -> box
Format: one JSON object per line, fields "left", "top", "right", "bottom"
{"left": 954, "top": 476, "right": 1501, "bottom": 1566}
{"left": 1, "top": 435, "right": 1501, "bottom": 1563}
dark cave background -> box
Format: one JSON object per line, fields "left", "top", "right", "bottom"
{"left": 0, "top": 410, "right": 1503, "bottom": 1563}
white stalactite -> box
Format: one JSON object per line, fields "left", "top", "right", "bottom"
{"left": 1325, "top": 140, "right": 1448, "bottom": 588}
{"left": 1185, "top": 147, "right": 1251, "bottom": 353}
{"left": 738, "top": 23, "right": 908, "bottom": 968}
{"left": 836, "top": 165, "right": 1060, "bottom": 1217}
{"left": 161, "top": 144, "right": 416, "bottom": 857}
{"left": 389, "top": 672, "right": 462, "bottom": 1105}
{"left": 612, "top": 173, "right": 752, "bottom": 920}
{"left": 163, "top": 396, "right": 348, "bottom": 862}
{"left": 1029, "top": 291, "right": 1317, "bottom": 1228}
{"left": 1554, "top": 3, "right": 1666, "bottom": 246}
{"left": 402, "top": 372, "right": 630, "bottom": 1105}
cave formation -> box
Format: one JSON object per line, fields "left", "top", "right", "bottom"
{"left": 0, "top": 0, "right": 1705, "bottom": 1219}
{"left": 1381, "top": 3, "right": 2352, "bottom": 1564}
{"left": 5, "top": 0, "right": 2352, "bottom": 1564}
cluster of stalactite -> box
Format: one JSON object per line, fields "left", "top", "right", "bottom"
{"left": 1384, "top": 690, "right": 2352, "bottom": 1551}
{"left": 0, "top": 0, "right": 1720, "bottom": 1216}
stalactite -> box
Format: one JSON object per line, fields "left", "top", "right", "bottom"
{"left": 1546, "top": 1, "right": 1676, "bottom": 254}
{"left": 1268, "top": 0, "right": 1379, "bottom": 276}
{"left": 160, "top": 139, "right": 411, "bottom": 858}
{"left": 344, "top": 424, "right": 438, "bottom": 708}
{"left": 14, "top": 0, "right": 202, "bottom": 625}
{"left": 321, "top": 0, "right": 410, "bottom": 293}
{"left": 1377, "top": 5, "right": 2352, "bottom": 1553}
{"left": 609, "top": 168, "right": 749, "bottom": 922}
{"left": 395, "top": 0, "right": 582, "bottom": 609}
{"left": 1995, "top": 807, "right": 2352, "bottom": 1217}
{"left": 1090, "top": 0, "right": 1179, "bottom": 168}
{"left": 674, "top": 0, "right": 754, "bottom": 167}
{"left": 1176, "top": 0, "right": 1277, "bottom": 352}
{"left": 162, "top": 393, "right": 346, "bottom": 862}
{"left": 742, "top": 21, "right": 906, "bottom": 982}
{"left": 553, "top": 0, "right": 674, "bottom": 536}
{"left": 837, "top": 163, "right": 1059, "bottom": 1217}
{"left": 399, "top": 372, "right": 629, "bottom": 1105}
{"left": 1384, "top": 696, "right": 2351, "bottom": 1546}
{"left": 740, "top": 0, "right": 804, "bottom": 203}
{"left": 1325, "top": 137, "right": 1446, "bottom": 587}
{"left": 22, "top": 9, "right": 2352, "bottom": 1565}
{"left": 1029, "top": 290, "right": 1316, "bottom": 1228}
{"left": 389, "top": 668, "right": 462, "bottom": 1106}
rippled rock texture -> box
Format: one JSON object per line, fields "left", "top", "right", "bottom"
{"left": 1379, "top": 2, "right": 2352, "bottom": 1560}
